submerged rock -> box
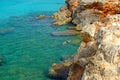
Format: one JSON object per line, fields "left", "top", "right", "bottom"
{"left": 48, "top": 61, "right": 72, "bottom": 79}
{"left": 68, "top": 26, "right": 82, "bottom": 31}
{"left": 52, "top": 30, "right": 80, "bottom": 36}
{"left": 38, "top": 15, "right": 45, "bottom": 19}
{"left": 0, "top": 27, "right": 15, "bottom": 35}
{"left": 71, "top": 39, "right": 81, "bottom": 45}
{"left": 0, "top": 56, "right": 3, "bottom": 66}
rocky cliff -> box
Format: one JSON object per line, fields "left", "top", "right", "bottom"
{"left": 49, "top": 0, "right": 120, "bottom": 80}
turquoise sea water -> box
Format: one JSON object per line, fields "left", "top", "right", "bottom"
{"left": 0, "top": 0, "right": 79, "bottom": 80}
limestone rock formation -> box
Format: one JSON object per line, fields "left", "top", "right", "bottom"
{"left": 49, "top": 0, "right": 120, "bottom": 80}
{"left": 52, "top": 6, "right": 72, "bottom": 26}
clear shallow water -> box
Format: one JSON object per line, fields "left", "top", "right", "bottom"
{"left": 0, "top": 0, "right": 65, "bottom": 19}
{"left": 0, "top": 1, "right": 79, "bottom": 80}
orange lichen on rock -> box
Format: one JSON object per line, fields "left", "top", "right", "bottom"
{"left": 84, "top": 1, "right": 120, "bottom": 20}
{"left": 85, "top": 1, "right": 103, "bottom": 10}
{"left": 94, "top": 23, "right": 100, "bottom": 31}
{"left": 100, "top": 1, "right": 120, "bottom": 20}
{"left": 103, "top": 2, "right": 120, "bottom": 15}
{"left": 68, "top": 0, "right": 80, "bottom": 10}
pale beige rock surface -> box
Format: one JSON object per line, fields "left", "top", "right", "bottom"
{"left": 49, "top": 0, "right": 120, "bottom": 80}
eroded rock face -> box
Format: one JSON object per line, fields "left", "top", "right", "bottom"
{"left": 78, "top": 23, "right": 120, "bottom": 80}
{"left": 52, "top": 6, "right": 72, "bottom": 26}
{"left": 49, "top": 0, "right": 120, "bottom": 80}
{"left": 72, "top": 9, "right": 101, "bottom": 27}
{"left": 71, "top": 14, "right": 120, "bottom": 80}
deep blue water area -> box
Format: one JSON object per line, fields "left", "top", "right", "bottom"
{"left": 0, "top": 0, "right": 79, "bottom": 80}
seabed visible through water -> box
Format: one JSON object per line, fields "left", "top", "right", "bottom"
{"left": 0, "top": 0, "right": 80, "bottom": 80}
